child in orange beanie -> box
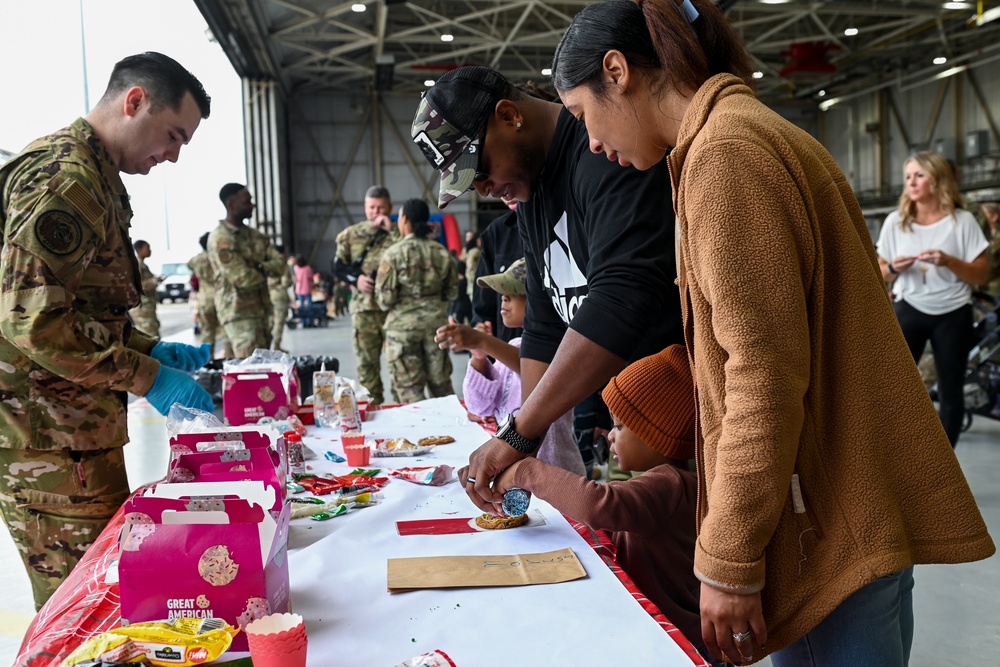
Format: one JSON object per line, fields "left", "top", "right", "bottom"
{"left": 492, "top": 344, "right": 705, "bottom": 659}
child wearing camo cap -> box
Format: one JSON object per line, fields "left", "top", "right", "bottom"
{"left": 435, "top": 259, "right": 585, "bottom": 475}
{"left": 490, "top": 345, "right": 710, "bottom": 662}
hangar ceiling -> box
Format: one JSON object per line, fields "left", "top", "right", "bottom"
{"left": 194, "top": 0, "right": 1000, "bottom": 106}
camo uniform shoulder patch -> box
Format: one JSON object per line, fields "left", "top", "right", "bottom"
{"left": 35, "top": 210, "right": 82, "bottom": 256}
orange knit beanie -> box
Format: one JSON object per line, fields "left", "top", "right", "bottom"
{"left": 601, "top": 344, "right": 696, "bottom": 460}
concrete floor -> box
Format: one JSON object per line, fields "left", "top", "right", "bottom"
{"left": 1, "top": 307, "right": 998, "bottom": 665}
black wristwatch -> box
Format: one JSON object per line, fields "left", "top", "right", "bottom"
{"left": 887, "top": 262, "right": 897, "bottom": 275}
{"left": 496, "top": 414, "right": 540, "bottom": 454}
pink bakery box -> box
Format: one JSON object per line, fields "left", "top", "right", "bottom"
{"left": 118, "top": 480, "right": 291, "bottom": 653}
{"left": 168, "top": 430, "right": 288, "bottom": 514}
{"left": 222, "top": 364, "right": 301, "bottom": 426}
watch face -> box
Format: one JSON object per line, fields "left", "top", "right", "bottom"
{"left": 497, "top": 414, "right": 514, "bottom": 435}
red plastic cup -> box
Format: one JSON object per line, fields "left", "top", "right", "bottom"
{"left": 245, "top": 613, "right": 308, "bottom": 667}
{"left": 358, "top": 400, "right": 369, "bottom": 422}
{"left": 342, "top": 433, "right": 370, "bottom": 466}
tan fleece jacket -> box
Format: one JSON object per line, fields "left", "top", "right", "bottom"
{"left": 668, "top": 74, "right": 994, "bottom": 658}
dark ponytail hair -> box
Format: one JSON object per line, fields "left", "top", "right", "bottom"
{"left": 402, "top": 199, "right": 433, "bottom": 238}
{"left": 552, "top": 0, "right": 755, "bottom": 99}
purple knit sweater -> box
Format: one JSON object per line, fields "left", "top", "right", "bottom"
{"left": 462, "top": 338, "right": 585, "bottom": 475}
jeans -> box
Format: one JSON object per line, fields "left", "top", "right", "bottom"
{"left": 770, "top": 567, "right": 914, "bottom": 667}
{"left": 894, "top": 300, "right": 972, "bottom": 446}
{"left": 297, "top": 293, "right": 313, "bottom": 326}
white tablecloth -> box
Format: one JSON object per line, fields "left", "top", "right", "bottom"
{"left": 286, "top": 396, "right": 697, "bottom": 667}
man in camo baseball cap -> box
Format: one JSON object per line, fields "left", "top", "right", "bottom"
{"left": 411, "top": 66, "right": 511, "bottom": 208}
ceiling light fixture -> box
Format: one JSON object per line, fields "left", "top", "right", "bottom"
{"left": 818, "top": 90, "right": 827, "bottom": 97}
{"left": 351, "top": 3, "right": 365, "bottom": 12}
{"left": 759, "top": 0, "right": 793, "bottom": 4}
{"left": 976, "top": 6, "right": 1000, "bottom": 25}
{"left": 752, "top": 71, "right": 764, "bottom": 79}
{"left": 943, "top": 2, "right": 972, "bottom": 9}
{"left": 844, "top": 27, "right": 859, "bottom": 36}
{"left": 424, "top": 79, "right": 435, "bottom": 87}
{"left": 541, "top": 68, "right": 552, "bottom": 76}
{"left": 934, "top": 56, "right": 948, "bottom": 65}
{"left": 440, "top": 34, "right": 454, "bottom": 42}
{"left": 819, "top": 96, "right": 841, "bottom": 111}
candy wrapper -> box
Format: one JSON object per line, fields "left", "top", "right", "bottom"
{"left": 61, "top": 618, "right": 238, "bottom": 666}
{"left": 394, "top": 649, "right": 457, "bottom": 667}
{"left": 372, "top": 438, "right": 433, "bottom": 458}
{"left": 289, "top": 492, "right": 381, "bottom": 519}
{"left": 293, "top": 473, "right": 389, "bottom": 496}
{"left": 390, "top": 465, "right": 454, "bottom": 486}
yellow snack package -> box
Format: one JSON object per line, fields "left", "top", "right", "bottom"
{"left": 62, "top": 617, "right": 238, "bottom": 666}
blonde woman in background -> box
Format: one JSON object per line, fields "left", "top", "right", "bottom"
{"left": 877, "top": 151, "right": 989, "bottom": 446}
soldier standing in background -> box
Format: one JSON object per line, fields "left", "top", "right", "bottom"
{"left": 129, "top": 239, "right": 161, "bottom": 337}
{"left": 0, "top": 52, "right": 214, "bottom": 608}
{"left": 188, "top": 232, "right": 233, "bottom": 359}
{"left": 335, "top": 185, "right": 398, "bottom": 404}
{"left": 268, "top": 245, "right": 293, "bottom": 352}
{"left": 376, "top": 198, "right": 458, "bottom": 404}
{"left": 208, "top": 183, "right": 286, "bottom": 358}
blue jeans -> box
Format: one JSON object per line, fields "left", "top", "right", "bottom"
{"left": 297, "top": 294, "right": 313, "bottom": 326}
{"left": 770, "top": 567, "right": 914, "bottom": 667}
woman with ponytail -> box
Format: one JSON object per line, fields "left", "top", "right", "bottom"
{"left": 551, "top": 1, "right": 994, "bottom": 665}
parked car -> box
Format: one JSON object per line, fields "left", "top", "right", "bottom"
{"left": 156, "top": 262, "right": 193, "bottom": 303}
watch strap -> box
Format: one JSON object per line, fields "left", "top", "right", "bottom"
{"left": 497, "top": 416, "right": 539, "bottom": 453}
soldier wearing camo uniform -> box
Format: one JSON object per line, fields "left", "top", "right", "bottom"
{"left": 208, "top": 183, "right": 286, "bottom": 358}
{"left": 129, "top": 239, "right": 161, "bottom": 337}
{"left": 335, "top": 185, "right": 399, "bottom": 404}
{"left": 188, "top": 232, "right": 233, "bottom": 359}
{"left": 0, "top": 52, "right": 212, "bottom": 608}
{"left": 375, "top": 199, "right": 458, "bottom": 404}
{"left": 268, "top": 246, "right": 293, "bottom": 352}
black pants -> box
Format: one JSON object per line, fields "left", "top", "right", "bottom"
{"left": 894, "top": 300, "right": 972, "bottom": 447}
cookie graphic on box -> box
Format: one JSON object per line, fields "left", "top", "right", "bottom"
{"left": 236, "top": 596, "right": 271, "bottom": 628}
{"left": 198, "top": 544, "right": 239, "bottom": 586}
{"left": 121, "top": 512, "right": 156, "bottom": 551}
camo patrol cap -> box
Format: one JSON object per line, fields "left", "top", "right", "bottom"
{"left": 411, "top": 66, "right": 510, "bottom": 208}
{"left": 476, "top": 258, "right": 527, "bottom": 297}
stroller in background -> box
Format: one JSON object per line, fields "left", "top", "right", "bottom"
{"left": 956, "top": 291, "right": 1000, "bottom": 431}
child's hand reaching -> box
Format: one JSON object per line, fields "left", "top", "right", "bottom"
{"left": 435, "top": 317, "right": 487, "bottom": 358}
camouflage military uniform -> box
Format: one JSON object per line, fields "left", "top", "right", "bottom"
{"left": 268, "top": 268, "right": 293, "bottom": 350}
{"left": 375, "top": 234, "right": 458, "bottom": 404}
{"left": 129, "top": 255, "right": 160, "bottom": 337}
{"left": 336, "top": 221, "right": 399, "bottom": 404}
{"left": 188, "top": 251, "right": 232, "bottom": 359}
{"left": 464, "top": 245, "right": 480, "bottom": 300}
{"left": 207, "top": 221, "right": 285, "bottom": 358}
{"left": 0, "top": 118, "right": 160, "bottom": 608}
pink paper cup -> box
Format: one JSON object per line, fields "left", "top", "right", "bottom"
{"left": 245, "top": 613, "right": 308, "bottom": 667}
{"left": 344, "top": 443, "right": 371, "bottom": 466}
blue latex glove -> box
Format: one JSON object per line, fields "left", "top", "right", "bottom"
{"left": 146, "top": 366, "right": 215, "bottom": 416}
{"left": 151, "top": 342, "right": 211, "bottom": 372}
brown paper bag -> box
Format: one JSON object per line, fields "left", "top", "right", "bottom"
{"left": 387, "top": 547, "right": 586, "bottom": 592}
